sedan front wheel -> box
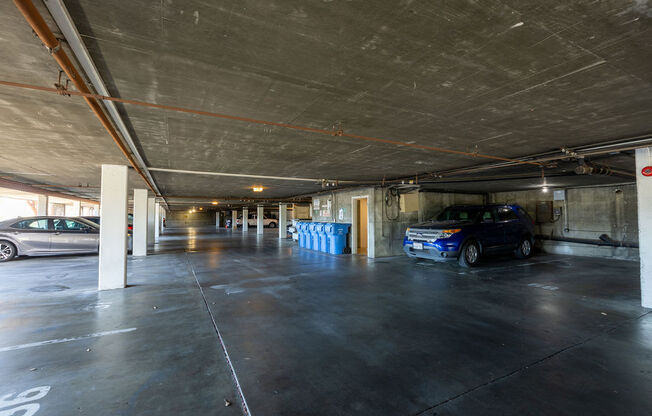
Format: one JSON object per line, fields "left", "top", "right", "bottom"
{"left": 0, "top": 240, "right": 17, "bottom": 262}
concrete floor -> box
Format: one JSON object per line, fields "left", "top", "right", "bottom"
{"left": 0, "top": 227, "right": 650, "bottom": 415}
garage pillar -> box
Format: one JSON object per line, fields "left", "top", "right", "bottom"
{"left": 68, "top": 200, "right": 81, "bottom": 216}
{"left": 98, "top": 165, "right": 128, "bottom": 290}
{"left": 147, "top": 197, "right": 155, "bottom": 245}
{"left": 216, "top": 211, "right": 220, "bottom": 228}
{"left": 155, "top": 202, "right": 161, "bottom": 240}
{"left": 278, "top": 203, "right": 287, "bottom": 239}
{"left": 37, "top": 195, "right": 48, "bottom": 216}
{"left": 636, "top": 148, "right": 652, "bottom": 308}
{"left": 242, "top": 208, "right": 249, "bottom": 232}
{"left": 132, "top": 189, "right": 148, "bottom": 257}
{"left": 257, "top": 205, "right": 264, "bottom": 235}
{"left": 232, "top": 210, "right": 238, "bottom": 230}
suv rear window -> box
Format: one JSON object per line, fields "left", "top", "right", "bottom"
{"left": 436, "top": 207, "right": 482, "bottom": 221}
{"left": 497, "top": 207, "right": 519, "bottom": 221}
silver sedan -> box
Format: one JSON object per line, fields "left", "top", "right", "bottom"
{"left": 0, "top": 216, "right": 132, "bottom": 262}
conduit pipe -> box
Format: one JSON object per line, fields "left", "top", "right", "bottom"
{"left": 42, "top": 0, "right": 161, "bottom": 198}
{"left": 12, "top": 0, "right": 157, "bottom": 194}
{"left": 148, "top": 167, "right": 351, "bottom": 183}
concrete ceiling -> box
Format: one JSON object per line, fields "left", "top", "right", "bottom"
{"left": 0, "top": 0, "right": 650, "bottom": 206}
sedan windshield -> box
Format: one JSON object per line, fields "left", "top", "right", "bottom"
{"left": 436, "top": 207, "right": 482, "bottom": 222}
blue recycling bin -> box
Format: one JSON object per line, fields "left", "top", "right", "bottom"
{"left": 308, "top": 223, "right": 319, "bottom": 250}
{"left": 326, "top": 223, "right": 350, "bottom": 255}
{"left": 297, "top": 222, "right": 306, "bottom": 247}
{"left": 300, "top": 223, "right": 310, "bottom": 248}
{"left": 317, "top": 223, "right": 329, "bottom": 253}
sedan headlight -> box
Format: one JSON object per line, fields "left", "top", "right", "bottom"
{"left": 439, "top": 229, "right": 461, "bottom": 239}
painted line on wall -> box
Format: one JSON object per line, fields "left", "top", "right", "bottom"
{"left": 0, "top": 328, "right": 137, "bottom": 353}
{"left": 185, "top": 253, "right": 252, "bottom": 416}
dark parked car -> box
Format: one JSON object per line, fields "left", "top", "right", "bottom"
{"left": 403, "top": 204, "right": 535, "bottom": 267}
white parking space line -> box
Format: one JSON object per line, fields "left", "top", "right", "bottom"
{"left": 0, "top": 328, "right": 137, "bottom": 353}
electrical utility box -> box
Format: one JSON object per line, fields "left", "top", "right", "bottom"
{"left": 400, "top": 193, "right": 419, "bottom": 213}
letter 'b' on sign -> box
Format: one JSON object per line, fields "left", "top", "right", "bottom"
{"left": 642, "top": 166, "right": 652, "bottom": 177}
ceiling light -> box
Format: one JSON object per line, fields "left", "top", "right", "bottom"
{"left": 211, "top": 201, "right": 218, "bottom": 205}
{"left": 199, "top": 207, "right": 203, "bottom": 211}
{"left": 252, "top": 186, "right": 264, "bottom": 192}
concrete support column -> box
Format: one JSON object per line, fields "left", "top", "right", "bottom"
{"left": 216, "top": 211, "right": 220, "bottom": 228}
{"left": 98, "top": 165, "right": 128, "bottom": 290}
{"left": 242, "top": 208, "right": 249, "bottom": 232}
{"left": 232, "top": 210, "right": 238, "bottom": 230}
{"left": 68, "top": 200, "right": 81, "bottom": 216}
{"left": 154, "top": 202, "right": 161, "bottom": 241}
{"left": 132, "top": 189, "right": 148, "bottom": 257}
{"left": 147, "top": 197, "right": 155, "bottom": 245}
{"left": 279, "top": 203, "right": 287, "bottom": 239}
{"left": 636, "top": 148, "right": 652, "bottom": 308}
{"left": 257, "top": 205, "right": 264, "bottom": 235}
{"left": 37, "top": 195, "right": 48, "bottom": 216}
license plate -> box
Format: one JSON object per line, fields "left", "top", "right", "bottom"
{"left": 413, "top": 242, "right": 423, "bottom": 250}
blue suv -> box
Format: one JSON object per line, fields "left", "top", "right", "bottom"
{"left": 403, "top": 204, "right": 535, "bottom": 267}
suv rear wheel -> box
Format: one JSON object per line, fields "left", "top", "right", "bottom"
{"left": 458, "top": 240, "right": 480, "bottom": 268}
{"left": 268, "top": 222, "right": 277, "bottom": 228}
{"left": 0, "top": 240, "right": 17, "bottom": 262}
{"left": 515, "top": 237, "right": 533, "bottom": 259}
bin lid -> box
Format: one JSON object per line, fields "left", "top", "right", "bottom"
{"left": 330, "top": 223, "right": 350, "bottom": 233}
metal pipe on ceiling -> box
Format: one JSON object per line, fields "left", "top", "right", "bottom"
{"left": 41, "top": 0, "right": 162, "bottom": 201}
{"left": 147, "top": 167, "right": 350, "bottom": 183}
{"left": 0, "top": 79, "right": 542, "bottom": 169}
{"left": 11, "top": 0, "right": 158, "bottom": 195}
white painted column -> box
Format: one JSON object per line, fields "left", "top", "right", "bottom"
{"left": 132, "top": 189, "right": 148, "bottom": 257}
{"left": 242, "top": 208, "right": 249, "bottom": 232}
{"left": 147, "top": 197, "right": 155, "bottom": 245}
{"left": 68, "top": 200, "right": 81, "bottom": 216}
{"left": 216, "top": 211, "right": 220, "bottom": 228}
{"left": 257, "top": 205, "right": 264, "bottom": 235}
{"left": 154, "top": 202, "right": 161, "bottom": 240}
{"left": 279, "top": 203, "right": 287, "bottom": 239}
{"left": 98, "top": 165, "right": 128, "bottom": 290}
{"left": 232, "top": 210, "right": 238, "bottom": 230}
{"left": 636, "top": 148, "right": 652, "bottom": 308}
{"left": 37, "top": 195, "right": 48, "bottom": 216}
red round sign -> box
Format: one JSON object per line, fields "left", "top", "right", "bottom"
{"left": 643, "top": 166, "right": 652, "bottom": 177}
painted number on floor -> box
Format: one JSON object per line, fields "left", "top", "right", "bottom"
{"left": 0, "top": 386, "right": 51, "bottom": 416}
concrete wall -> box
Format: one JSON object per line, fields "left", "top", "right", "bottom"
{"left": 310, "top": 187, "right": 484, "bottom": 258}
{"left": 166, "top": 210, "right": 215, "bottom": 227}
{"left": 489, "top": 184, "right": 638, "bottom": 260}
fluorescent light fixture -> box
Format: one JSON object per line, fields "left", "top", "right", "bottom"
{"left": 252, "top": 186, "right": 264, "bottom": 192}
{"left": 211, "top": 201, "right": 219, "bottom": 205}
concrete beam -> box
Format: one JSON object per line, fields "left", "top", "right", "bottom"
{"left": 132, "top": 189, "right": 148, "bottom": 257}
{"left": 0, "top": 178, "right": 98, "bottom": 205}
{"left": 636, "top": 148, "right": 652, "bottom": 308}
{"left": 257, "top": 205, "right": 264, "bottom": 235}
{"left": 98, "top": 165, "right": 128, "bottom": 290}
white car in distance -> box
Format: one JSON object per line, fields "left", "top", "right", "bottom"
{"left": 235, "top": 214, "right": 278, "bottom": 228}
